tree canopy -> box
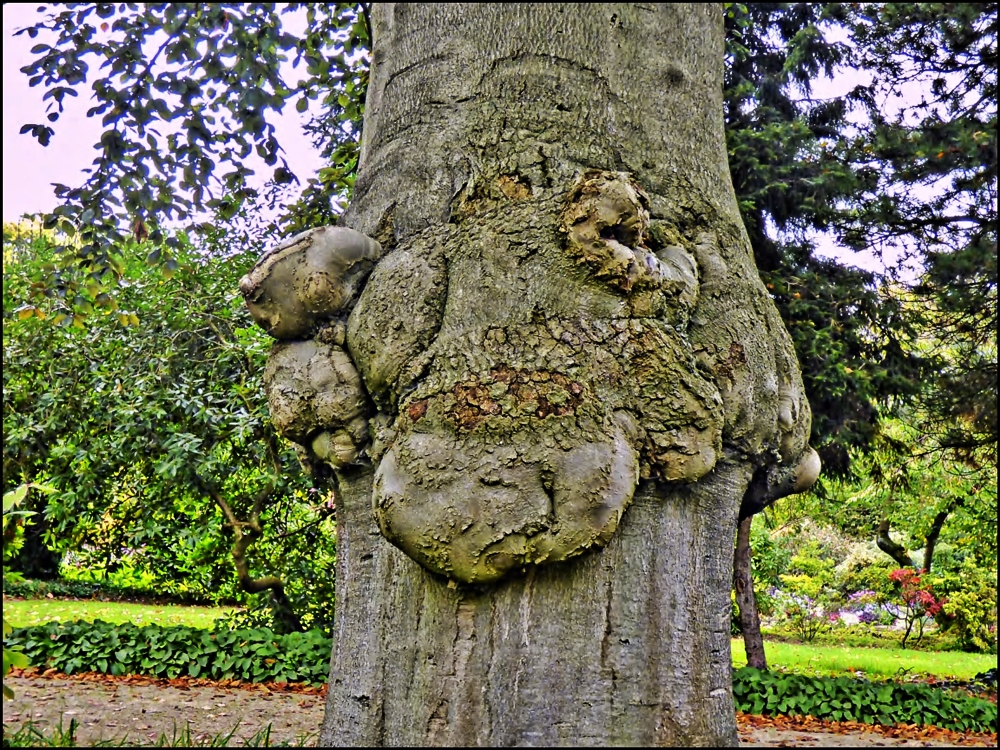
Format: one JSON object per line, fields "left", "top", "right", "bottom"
{"left": 3, "top": 219, "right": 336, "bottom": 632}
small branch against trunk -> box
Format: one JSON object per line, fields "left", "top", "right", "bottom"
{"left": 876, "top": 518, "right": 915, "bottom": 568}
{"left": 360, "top": 3, "right": 373, "bottom": 45}
{"left": 733, "top": 515, "right": 768, "bottom": 670}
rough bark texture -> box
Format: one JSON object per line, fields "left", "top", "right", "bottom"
{"left": 240, "top": 4, "right": 820, "bottom": 746}
{"left": 734, "top": 516, "right": 768, "bottom": 670}
{"left": 323, "top": 462, "right": 748, "bottom": 746}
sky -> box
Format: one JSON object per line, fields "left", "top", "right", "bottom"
{"left": 2, "top": 5, "right": 325, "bottom": 224}
{"left": 2, "top": 5, "right": 915, "bottom": 277}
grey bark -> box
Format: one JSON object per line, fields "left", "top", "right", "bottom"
{"left": 242, "top": 3, "right": 820, "bottom": 746}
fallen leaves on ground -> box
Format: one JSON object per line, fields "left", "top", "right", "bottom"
{"left": 9, "top": 667, "right": 996, "bottom": 746}
{"left": 8, "top": 667, "right": 326, "bottom": 696}
{"left": 736, "top": 710, "right": 998, "bottom": 746}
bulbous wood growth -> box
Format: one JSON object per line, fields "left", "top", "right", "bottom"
{"left": 241, "top": 4, "right": 820, "bottom": 746}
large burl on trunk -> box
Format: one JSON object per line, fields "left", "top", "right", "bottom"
{"left": 241, "top": 4, "right": 819, "bottom": 746}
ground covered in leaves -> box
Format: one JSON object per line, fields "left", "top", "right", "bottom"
{"left": 3, "top": 669, "right": 997, "bottom": 747}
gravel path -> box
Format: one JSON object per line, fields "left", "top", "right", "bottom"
{"left": 3, "top": 675, "right": 995, "bottom": 747}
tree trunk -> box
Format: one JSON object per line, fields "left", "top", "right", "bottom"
{"left": 244, "top": 4, "right": 817, "bottom": 746}
{"left": 877, "top": 518, "right": 916, "bottom": 569}
{"left": 324, "top": 462, "right": 750, "bottom": 746}
{"left": 734, "top": 516, "right": 768, "bottom": 670}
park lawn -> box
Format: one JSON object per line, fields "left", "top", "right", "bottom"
{"left": 2, "top": 597, "right": 232, "bottom": 630}
{"left": 732, "top": 638, "right": 995, "bottom": 680}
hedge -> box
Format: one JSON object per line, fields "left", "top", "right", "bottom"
{"left": 5, "top": 620, "right": 330, "bottom": 685}
{"left": 733, "top": 667, "right": 997, "bottom": 734}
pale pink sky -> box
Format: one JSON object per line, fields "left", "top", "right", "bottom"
{"left": 2, "top": 4, "right": 324, "bottom": 223}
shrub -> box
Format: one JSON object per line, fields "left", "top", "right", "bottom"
{"left": 1, "top": 577, "right": 225, "bottom": 605}
{"left": 932, "top": 560, "right": 998, "bottom": 654}
{"left": 749, "top": 519, "right": 791, "bottom": 618}
{"left": 835, "top": 542, "right": 897, "bottom": 601}
{"left": 775, "top": 541, "right": 842, "bottom": 642}
{"left": 732, "top": 667, "right": 997, "bottom": 733}
{"left": 889, "top": 568, "right": 945, "bottom": 648}
{"left": 5, "top": 620, "right": 332, "bottom": 685}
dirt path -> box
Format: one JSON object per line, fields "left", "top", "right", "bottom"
{"left": 3, "top": 676, "right": 322, "bottom": 746}
{"left": 3, "top": 674, "right": 996, "bottom": 747}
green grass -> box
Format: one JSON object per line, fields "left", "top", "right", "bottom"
{"left": 2, "top": 597, "right": 232, "bottom": 630}
{"left": 732, "top": 637, "right": 996, "bottom": 680}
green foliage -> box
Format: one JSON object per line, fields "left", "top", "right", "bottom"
{"left": 834, "top": 544, "right": 897, "bottom": 601}
{"left": 5, "top": 620, "right": 331, "bottom": 685}
{"left": 2, "top": 576, "right": 211, "bottom": 604}
{"left": 932, "top": 559, "right": 998, "bottom": 654}
{"left": 4, "top": 484, "right": 53, "bottom": 700}
{"left": 12, "top": 3, "right": 370, "bottom": 309}
{"left": 840, "top": 2, "right": 997, "bottom": 467}
{"left": 771, "top": 541, "right": 841, "bottom": 642}
{"left": 732, "top": 667, "right": 997, "bottom": 732}
{"left": 747, "top": 517, "right": 790, "bottom": 618}
{"left": 724, "top": 3, "right": 925, "bottom": 475}
{"left": 819, "top": 418, "right": 997, "bottom": 570}
{"left": 3, "top": 226, "right": 337, "bottom": 634}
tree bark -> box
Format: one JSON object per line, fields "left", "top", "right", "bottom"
{"left": 876, "top": 518, "right": 915, "bottom": 568}
{"left": 734, "top": 516, "right": 768, "bottom": 670}
{"left": 324, "top": 461, "right": 749, "bottom": 746}
{"left": 244, "top": 4, "right": 816, "bottom": 746}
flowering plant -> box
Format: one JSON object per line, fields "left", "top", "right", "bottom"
{"left": 889, "top": 568, "right": 946, "bottom": 647}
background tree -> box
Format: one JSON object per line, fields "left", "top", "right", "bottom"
{"left": 832, "top": 2, "right": 998, "bottom": 560}
{"left": 840, "top": 2, "right": 996, "bottom": 463}
{"left": 722, "top": 2, "right": 927, "bottom": 668}
{"left": 3, "top": 219, "right": 336, "bottom": 633}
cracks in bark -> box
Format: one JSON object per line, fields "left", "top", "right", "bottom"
{"left": 426, "top": 597, "right": 477, "bottom": 744}
{"left": 383, "top": 54, "right": 449, "bottom": 97}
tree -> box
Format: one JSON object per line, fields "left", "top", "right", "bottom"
{"left": 816, "top": 417, "right": 998, "bottom": 575}
{"left": 826, "top": 2, "right": 997, "bottom": 587}
{"left": 233, "top": 5, "right": 822, "bottom": 745}
{"left": 721, "top": 2, "right": 925, "bottom": 669}
{"left": 840, "top": 2, "right": 997, "bottom": 466}
{"left": 14, "top": 3, "right": 821, "bottom": 744}
{"left": 3, "top": 222, "right": 336, "bottom": 633}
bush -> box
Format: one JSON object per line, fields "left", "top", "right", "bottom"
{"left": 2, "top": 577, "right": 224, "bottom": 605}
{"left": 834, "top": 542, "right": 897, "bottom": 601}
{"left": 748, "top": 518, "right": 791, "bottom": 618}
{"left": 774, "top": 541, "right": 842, "bottom": 642}
{"left": 932, "top": 560, "right": 998, "bottom": 654}
{"left": 5, "top": 620, "right": 331, "bottom": 685}
{"left": 732, "top": 667, "right": 997, "bottom": 733}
